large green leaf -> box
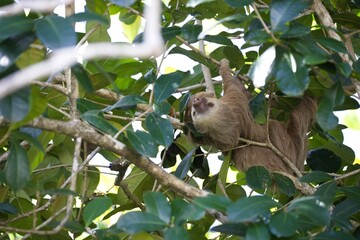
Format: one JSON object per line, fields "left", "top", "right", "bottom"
{"left": 272, "top": 173, "right": 296, "bottom": 197}
{"left": 193, "top": 195, "right": 232, "bottom": 212}
{"left": 164, "top": 226, "right": 189, "bottom": 240}
{"left": 145, "top": 112, "right": 174, "bottom": 148}
{"left": 68, "top": 12, "right": 110, "bottom": 25}
{"left": 175, "top": 148, "right": 196, "bottom": 179}
{"left": 246, "top": 222, "right": 270, "bottom": 240}
{"left": 5, "top": 140, "right": 30, "bottom": 191}
{"left": 0, "top": 15, "right": 34, "bottom": 40}
{"left": 116, "top": 212, "right": 167, "bottom": 233}
{"left": 271, "top": 0, "right": 311, "bottom": 31}
{"left": 81, "top": 110, "right": 118, "bottom": 135}
{"left": 72, "top": 64, "right": 94, "bottom": 93}
{"left": 153, "top": 71, "right": 183, "bottom": 103}
{"left": 317, "top": 37, "right": 348, "bottom": 54}
{"left": 35, "top": 15, "right": 76, "bottom": 50}
{"left": 127, "top": 129, "right": 158, "bottom": 158}
{"left": 102, "top": 95, "right": 147, "bottom": 112}
{"left": 299, "top": 171, "right": 333, "bottom": 183}
{"left": 0, "top": 87, "right": 30, "bottom": 122}
{"left": 245, "top": 166, "right": 272, "bottom": 191}
{"left": 269, "top": 211, "right": 297, "bottom": 237}
{"left": 83, "top": 197, "right": 112, "bottom": 227}
{"left": 143, "top": 192, "right": 171, "bottom": 223}
{"left": 171, "top": 198, "right": 205, "bottom": 226}
{"left": 181, "top": 23, "right": 202, "bottom": 43}
{"left": 274, "top": 47, "right": 309, "bottom": 96}
{"left": 227, "top": 196, "right": 281, "bottom": 223}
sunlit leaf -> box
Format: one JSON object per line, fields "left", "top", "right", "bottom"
{"left": 81, "top": 110, "right": 118, "bottom": 135}
{"left": 144, "top": 192, "right": 171, "bottom": 223}
{"left": 154, "top": 71, "right": 183, "bottom": 103}
{"left": 83, "top": 197, "right": 112, "bottom": 226}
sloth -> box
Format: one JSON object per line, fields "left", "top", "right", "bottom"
{"left": 184, "top": 59, "right": 317, "bottom": 175}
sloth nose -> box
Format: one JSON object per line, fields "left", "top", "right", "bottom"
{"left": 193, "top": 97, "right": 202, "bottom": 105}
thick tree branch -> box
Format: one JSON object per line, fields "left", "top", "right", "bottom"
{"left": 28, "top": 117, "right": 208, "bottom": 199}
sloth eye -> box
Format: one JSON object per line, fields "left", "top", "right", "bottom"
{"left": 192, "top": 111, "right": 196, "bottom": 116}
{"left": 207, "top": 102, "right": 214, "bottom": 107}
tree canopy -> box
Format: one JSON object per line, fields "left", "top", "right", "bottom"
{"left": 0, "top": 0, "right": 360, "bottom": 239}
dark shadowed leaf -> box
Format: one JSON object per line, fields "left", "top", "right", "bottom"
{"left": 317, "top": 37, "right": 348, "bottom": 53}
{"left": 246, "top": 222, "right": 270, "bottom": 240}
{"left": 227, "top": 196, "right": 281, "bottom": 223}
{"left": 68, "top": 12, "right": 109, "bottom": 25}
{"left": 35, "top": 15, "right": 76, "bottom": 50}
{"left": 314, "top": 181, "right": 337, "bottom": 206}
{"left": 0, "top": 15, "right": 34, "bottom": 40}
{"left": 272, "top": 173, "right": 296, "bottom": 196}
{"left": 269, "top": 211, "right": 297, "bottom": 237}
{"left": 224, "top": 0, "right": 253, "bottom": 7}
{"left": 181, "top": 24, "right": 202, "bottom": 43}
{"left": 306, "top": 148, "right": 342, "bottom": 173}
{"left": 5, "top": 140, "right": 30, "bottom": 191}
{"left": 313, "top": 231, "right": 357, "bottom": 240}
{"left": 271, "top": 0, "right": 311, "bottom": 31}
{"left": 83, "top": 197, "right": 112, "bottom": 226}
{"left": 0, "top": 203, "right": 18, "bottom": 215}
{"left": 175, "top": 148, "right": 196, "bottom": 179}
{"left": 116, "top": 212, "right": 167, "bottom": 233}
{"left": 154, "top": 71, "right": 183, "bottom": 103}
{"left": 144, "top": 191, "right": 171, "bottom": 223}
{"left": 146, "top": 112, "right": 174, "bottom": 148}
{"left": 211, "top": 223, "right": 247, "bottom": 236}
{"left": 0, "top": 87, "right": 30, "bottom": 122}
{"left": 246, "top": 166, "right": 272, "bottom": 191}
{"left": 127, "top": 129, "right": 158, "bottom": 158}
{"left": 340, "top": 186, "right": 360, "bottom": 200}
{"left": 0, "top": 33, "right": 36, "bottom": 73}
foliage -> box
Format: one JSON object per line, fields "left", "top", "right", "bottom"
{"left": 0, "top": 0, "right": 360, "bottom": 239}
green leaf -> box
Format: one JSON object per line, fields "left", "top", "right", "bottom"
{"left": 127, "top": 129, "right": 158, "bottom": 158}
{"left": 269, "top": 211, "right": 297, "bottom": 237}
{"left": 72, "top": 64, "right": 94, "bottom": 93}
{"left": 274, "top": 47, "right": 309, "bottom": 96}
{"left": 143, "top": 192, "right": 171, "bottom": 223}
{"left": 5, "top": 140, "right": 30, "bottom": 191}
{"left": 272, "top": 173, "right": 296, "bottom": 197}
{"left": 246, "top": 222, "right": 270, "bottom": 240}
{"left": 0, "top": 15, "right": 34, "bottom": 40}
{"left": 83, "top": 197, "right": 112, "bottom": 227}
{"left": 217, "top": 153, "right": 231, "bottom": 195}
{"left": 81, "top": 110, "right": 118, "bottom": 136}
{"left": 102, "top": 95, "right": 147, "bottom": 112}
{"left": 164, "top": 226, "right": 189, "bottom": 240}
{"left": 175, "top": 148, "right": 196, "bottom": 179}
{"left": 193, "top": 195, "right": 232, "bottom": 212}
{"left": 227, "top": 196, "right": 281, "bottom": 223}
{"left": 35, "top": 15, "right": 76, "bottom": 50}
{"left": 146, "top": 112, "right": 174, "bottom": 148}
{"left": 154, "top": 71, "right": 183, "bottom": 103}
{"left": 313, "top": 231, "right": 358, "bottom": 240}
{"left": 171, "top": 198, "right": 205, "bottom": 225}
{"left": 333, "top": 12, "right": 360, "bottom": 29}
{"left": 332, "top": 199, "right": 360, "bottom": 220}
{"left": 287, "top": 196, "right": 330, "bottom": 226}
{"left": 248, "top": 46, "right": 275, "bottom": 87}
{"left": 271, "top": 0, "right": 311, "bottom": 31}
{"left": 11, "top": 131, "right": 44, "bottom": 152}
{"left": 68, "top": 12, "right": 109, "bottom": 25}
{"left": 85, "top": 20, "right": 111, "bottom": 42}
{"left": 116, "top": 212, "right": 167, "bottom": 233}
{"left": 340, "top": 186, "right": 360, "bottom": 200}
{"left": 314, "top": 181, "right": 337, "bottom": 206}
{"left": 224, "top": 0, "right": 253, "bottom": 8}
{"left": 317, "top": 37, "right": 348, "bottom": 53}
{"left": 77, "top": 98, "right": 103, "bottom": 114}
{"left": 245, "top": 166, "right": 272, "bottom": 191}
{"left": 0, "top": 33, "right": 36, "bottom": 73}
{"left": 203, "top": 34, "right": 233, "bottom": 45}
{"left": 299, "top": 171, "right": 333, "bottom": 183}
{"left": 306, "top": 148, "right": 342, "bottom": 173}
{"left": 181, "top": 24, "right": 202, "bottom": 43}
{"left": 211, "top": 223, "right": 247, "bottom": 236}
{"left": 0, "top": 87, "right": 30, "bottom": 122}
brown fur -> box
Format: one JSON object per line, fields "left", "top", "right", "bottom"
{"left": 185, "top": 59, "right": 317, "bottom": 175}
